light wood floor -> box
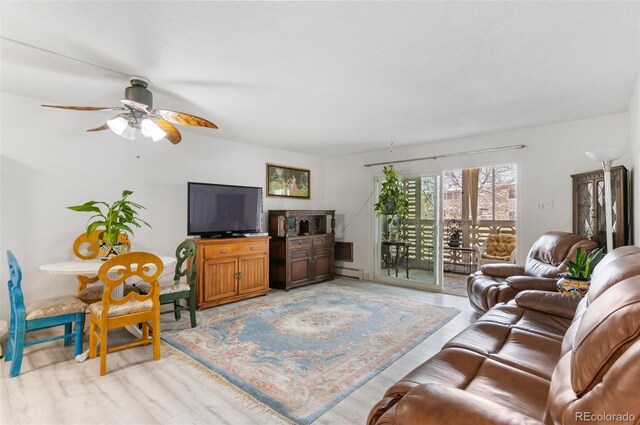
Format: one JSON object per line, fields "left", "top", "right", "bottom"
{"left": 1, "top": 278, "right": 478, "bottom": 425}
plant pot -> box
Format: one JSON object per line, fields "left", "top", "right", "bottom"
{"left": 98, "top": 232, "right": 131, "bottom": 260}
{"left": 557, "top": 276, "right": 590, "bottom": 299}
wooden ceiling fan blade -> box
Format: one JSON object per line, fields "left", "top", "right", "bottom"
{"left": 150, "top": 116, "right": 182, "bottom": 144}
{"left": 151, "top": 109, "right": 217, "bottom": 129}
{"left": 86, "top": 123, "right": 109, "bottom": 132}
{"left": 87, "top": 113, "right": 128, "bottom": 133}
{"left": 41, "top": 105, "right": 124, "bottom": 111}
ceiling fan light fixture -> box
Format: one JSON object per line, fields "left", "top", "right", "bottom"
{"left": 141, "top": 118, "right": 167, "bottom": 142}
{"left": 107, "top": 116, "right": 128, "bottom": 136}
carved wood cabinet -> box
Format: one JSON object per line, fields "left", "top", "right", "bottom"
{"left": 571, "top": 165, "right": 630, "bottom": 249}
{"left": 268, "top": 210, "right": 335, "bottom": 291}
{"left": 195, "top": 236, "right": 270, "bottom": 309}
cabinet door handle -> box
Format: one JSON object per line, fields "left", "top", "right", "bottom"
{"left": 238, "top": 272, "right": 243, "bottom": 279}
{"left": 250, "top": 246, "right": 256, "bottom": 251}
{"left": 220, "top": 248, "right": 228, "bottom": 253}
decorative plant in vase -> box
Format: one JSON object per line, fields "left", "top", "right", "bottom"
{"left": 557, "top": 246, "right": 605, "bottom": 298}
{"left": 68, "top": 190, "right": 151, "bottom": 260}
{"left": 374, "top": 165, "right": 409, "bottom": 241}
{"left": 447, "top": 219, "right": 462, "bottom": 247}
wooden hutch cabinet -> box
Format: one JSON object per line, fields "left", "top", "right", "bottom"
{"left": 269, "top": 210, "right": 335, "bottom": 291}
{"left": 195, "top": 236, "right": 270, "bottom": 309}
{"left": 571, "top": 165, "right": 630, "bottom": 249}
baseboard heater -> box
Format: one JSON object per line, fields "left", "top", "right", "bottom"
{"left": 335, "top": 266, "right": 364, "bottom": 280}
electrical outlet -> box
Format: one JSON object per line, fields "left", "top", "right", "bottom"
{"left": 537, "top": 199, "right": 553, "bottom": 209}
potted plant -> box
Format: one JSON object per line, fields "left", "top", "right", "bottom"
{"left": 374, "top": 165, "right": 409, "bottom": 241}
{"left": 447, "top": 219, "right": 462, "bottom": 247}
{"left": 557, "top": 246, "right": 605, "bottom": 298}
{"left": 68, "top": 190, "right": 151, "bottom": 260}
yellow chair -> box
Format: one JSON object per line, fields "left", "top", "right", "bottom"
{"left": 89, "top": 252, "right": 162, "bottom": 376}
{"left": 474, "top": 234, "right": 516, "bottom": 267}
{"left": 73, "top": 231, "right": 134, "bottom": 304}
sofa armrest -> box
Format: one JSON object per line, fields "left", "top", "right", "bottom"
{"left": 514, "top": 290, "right": 580, "bottom": 320}
{"left": 385, "top": 384, "right": 543, "bottom": 425}
{"left": 504, "top": 275, "right": 558, "bottom": 291}
{"left": 368, "top": 394, "right": 404, "bottom": 425}
{"left": 480, "top": 263, "right": 525, "bottom": 278}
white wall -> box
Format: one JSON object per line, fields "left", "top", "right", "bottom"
{"left": 629, "top": 74, "right": 640, "bottom": 246}
{"left": 0, "top": 92, "right": 326, "bottom": 320}
{"left": 325, "top": 113, "right": 632, "bottom": 278}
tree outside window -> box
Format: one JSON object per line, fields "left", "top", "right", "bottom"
{"left": 443, "top": 165, "right": 516, "bottom": 222}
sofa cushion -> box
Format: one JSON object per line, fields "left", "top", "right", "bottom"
{"left": 382, "top": 348, "right": 550, "bottom": 422}
{"left": 585, "top": 251, "right": 640, "bottom": 304}
{"left": 477, "top": 302, "right": 571, "bottom": 341}
{"left": 571, "top": 276, "right": 640, "bottom": 396}
{"left": 444, "top": 322, "right": 561, "bottom": 380}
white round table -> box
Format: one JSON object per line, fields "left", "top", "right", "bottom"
{"left": 39, "top": 256, "right": 177, "bottom": 275}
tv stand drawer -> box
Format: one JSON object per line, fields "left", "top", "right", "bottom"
{"left": 203, "top": 239, "right": 268, "bottom": 259}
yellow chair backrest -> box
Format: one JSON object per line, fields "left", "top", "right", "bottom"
{"left": 97, "top": 252, "right": 162, "bottom": 316}
{"left": 73, "top": 230, "right": 102, "bottom": 260}
{"left": 73, "top": 230, "right": 102, "bottom": 293}
{"left": 485, "top": 234, "right": 516, "bottom": 257}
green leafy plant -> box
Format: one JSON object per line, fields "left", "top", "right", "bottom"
{"left": 563, "top": 246, "right": 605, "bottom": 279}
{"left": 374, "top": 165, "right": 409, "bottom": 239}
{"left": 67, "top": 190, "right": 151, "bottom": 245}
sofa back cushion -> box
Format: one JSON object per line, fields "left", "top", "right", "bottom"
{"left": 570, "top": 276, "right": 640, "bottom": 396}
{"left": 524, "top": 232, "right": 597, "bottom": 278}
{"left": 586, "top": 248, "right": 640, "bottom": 304}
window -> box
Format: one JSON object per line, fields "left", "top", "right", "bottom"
{"left": 443, "top": 164, "right": 516, "bottom": 222}
{"left": 443, "top": 170, "right": 463, "bottom": 220}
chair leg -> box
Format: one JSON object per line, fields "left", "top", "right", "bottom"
{"left": 174, "top": 301, "right": 181, "bottom": 321}
{"left": 5, "top": 316, "right": 15, "bottom": 362}
{"left": 141, "top": 322, "right": 149, "bottom": 341}
{"left": 152, "top": 309, "right": 161, "bottom": 361}
{"left": 74, "top": 314, "right": 84, "bottom": 356}
{"left": 99, "top": 326, "right": 108, "bottom": 376}
{"left": 89, "top": 320, "right": 97, "bottom": 359}
{"left": 64, "top": 323, "right": 72, "bottom": 347}
{"left": 189, "top": 293, "right": 197, "bottom": 328}
{"left": 9, "top": 321, "right": 26, "bottom": 378}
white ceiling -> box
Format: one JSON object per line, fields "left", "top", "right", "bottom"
{"left": 1, "top": 1, "right": 639, "bottom": 157}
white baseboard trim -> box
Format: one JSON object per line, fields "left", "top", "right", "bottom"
{"left": 334, "top": 266, "right": 364, "bottom": 280}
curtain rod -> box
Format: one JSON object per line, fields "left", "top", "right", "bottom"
{"left": 363, "top": 144, "right": 526, "bottom": 167}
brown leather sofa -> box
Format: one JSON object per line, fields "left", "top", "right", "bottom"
{"left": 368, "top": 245, "right": 640, "bottom": 425}
{"left": 467, "top": 231, "right": 597, "bottom": 313}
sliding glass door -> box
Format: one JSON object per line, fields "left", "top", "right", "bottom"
{"left": 374, "top": 174, "right": 441, "bottom": 289}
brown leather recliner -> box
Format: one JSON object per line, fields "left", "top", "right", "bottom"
{"left": 368, "top": 246, "right": 640, "bottom": 425}
{"left": 467, "top": 231, "right": 597, "bottom": 313}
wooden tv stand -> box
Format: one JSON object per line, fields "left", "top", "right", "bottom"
{"left": 194, "top": 236, "right": 270, "bottom": 309}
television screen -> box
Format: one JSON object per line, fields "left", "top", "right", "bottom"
{"left": 188, "top": 182, "right": 263, "bottom": 236}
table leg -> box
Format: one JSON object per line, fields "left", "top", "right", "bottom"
{"left": 394, "top": 247, "right": 399, "bottom": 277}
{"left": 405, "top": 246, "right": 409, "bottom": 279}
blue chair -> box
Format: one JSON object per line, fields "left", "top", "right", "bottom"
{"left": 5, "top": 250, "right": 86, "bottom": 377}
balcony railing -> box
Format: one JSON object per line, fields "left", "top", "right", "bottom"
{"left": 403, "top": 218, "right": 516, "bottom": 271}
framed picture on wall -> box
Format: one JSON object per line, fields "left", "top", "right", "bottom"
{"left": 266, "top": 163, "right": 310, "bottom": 199}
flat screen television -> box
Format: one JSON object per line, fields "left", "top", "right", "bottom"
{"left": 187, "top": 182, "right": 263, "bottom": 237}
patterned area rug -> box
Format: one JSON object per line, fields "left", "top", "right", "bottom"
{"left": 162, "top": 283, "right": 459, "bottom": 424}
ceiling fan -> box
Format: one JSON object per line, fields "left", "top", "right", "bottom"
{"left": 42, "top": 76, "right": 217, "bottom": 144}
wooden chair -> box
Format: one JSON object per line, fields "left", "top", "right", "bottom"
{"left": 73, "top": 231, "right": 134, "bottom": 304}
{"left": 89, "top": 252, "right": 162, "bottom": 376}
{"left": 5, "top": 250, "right": 86, "bottom": 377}
{"left": 136, "top": 239, "right": 197, "bottom": 328}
